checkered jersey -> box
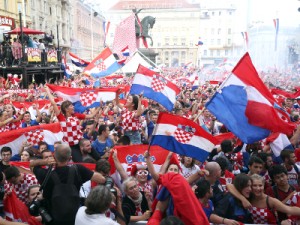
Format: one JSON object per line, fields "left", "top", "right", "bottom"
{"left": 121, "top": 108, "right": 140, "bottom": 131}
{"left": 80, "top": 92, "right": 97, "bottom": 107}
{"left": 59, "top": 116, "right": 83, "bottom": 146}
{"left": 4, "top": 173, "right": 39, "bottom": 203}
{"left": 249, "top": 206, "right": 277, "bottom": 224}
{"left": 25, "top": 129, "right": 44, "bottom": 146}
{"left": 0, "top": 124, "right": 10, "bottom": 133}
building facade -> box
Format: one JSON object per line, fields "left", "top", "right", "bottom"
{"left": 107, "top": 0, "right": 201, "bottom": 67}
{"left": 71, "top": 0, "right": 106, "bottom": 61}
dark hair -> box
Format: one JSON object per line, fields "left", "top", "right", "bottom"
{"left": 233, "top": 173, "right": 251, "bottom": 193}
{"left": 131, "top": 95, "right": 139, "bottom": 110}
{"left": 85, "top": 186, "right": 112, "bottom": 214}
{"left": 79, "top": 138, "right": 89, "bottom": 147}
{"left": 215, "top": 156, "right": 228, "bottom": 172}
{"left": 4, "top": 166, "right": 20, "bottom": 180}
{"left": 1, "top": 146, "right": 12, "bottom": 154}
{"left": 41, "top": 149, "right": 52, "bottom": 155}
{"left": 86, "top": 120, "right": 95, "bottom": 126}
{"left": 180, "top": 156, "right": 195, "bottom": 168}
{"left": 280, "top": 149, "right": 294, "bottom": 161}
{"left": 269, "top": 165, "right": 288, "bottom": 180}
{"left": 60, "top": 100, "right": 73, "bottom": 115}
{"left": 194, "top": 179, "right": 211, "bottom": 198}
{"left": 248, "top": 156, "right": 264, "bottom": 166}
{"left": 221, "top": 140, "right": 232, "bottom": 153}
{"left": 117, "top": 135, "right": 131, "bottom": 145}
{"left": 95, "top": 159, "right": 111, "bottom": 175}
{"left": 98, "top": 124, "right": 108, "bottom": 135}
{"left": 38, "top": 141, "right": 48, "bottom": 149}
{"left": 257, "top": 152, "right": 272, "bottom": 163}
{"left": 160, "top": 216, "right": 184, "bottom": 225}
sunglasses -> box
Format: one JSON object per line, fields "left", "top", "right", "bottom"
{"left": 136, "top": 170, "right": 148, "bottom": 176}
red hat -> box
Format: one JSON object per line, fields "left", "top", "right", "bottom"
{"left": 108, "top": 111, "right": 114, "bottom": 116}
{"left": 130, "top": 162, "right": 147, "bottom": 177}
{"left": 168, "top": 153, "right": 182, "bottom": 172}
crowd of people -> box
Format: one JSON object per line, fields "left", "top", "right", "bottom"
{"left": 1, "top": 64, "right": 300, "bottom": 225}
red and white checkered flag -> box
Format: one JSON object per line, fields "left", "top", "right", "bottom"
{"left": 25, "top": 129, "right": 44, "bottom": 146}
{"left": 174, "top": 125, "right": 195, "bottom": 144}
{"left": 80, "top": 92, "right": 97, "bottom": 107}
{"left": 112, "top": 13, "right": 137, "bottom": 61}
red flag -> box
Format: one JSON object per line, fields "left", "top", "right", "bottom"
{"left": 112, "top": 14, "right": 137, "bottom": 61}
{"left": 108, "top": 145, "right": 169, "bottom": 176}
{"left": 4, "top": 190, "right": 42, "bottom": 225}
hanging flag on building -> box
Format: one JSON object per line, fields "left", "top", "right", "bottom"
{"left": 206, "top": 52, "right": 295, "bottom": 144}
{"left": 69, "top": 52, "right": 90, "bottom": 67}
{"left": 195, "top": 37, "right": 204, "bottom": 46}
{"left": 241, "top": 31, "right": 249, "bottom": 50}
{"left": 273, "top": 18, "right": 279, "bottom": 51}
{"left": 83, "top": 47, "right": 123, "bottom": 78}
{"left": 112, "top": 13, "right": 137, "bottom": 60}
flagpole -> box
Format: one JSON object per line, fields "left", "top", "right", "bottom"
{"left": 136, "top": 49, "right": 162, "bottom": 73}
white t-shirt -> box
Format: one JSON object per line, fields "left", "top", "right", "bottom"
{"left": 75, "top": 206, "right": 120, "bottom": 225}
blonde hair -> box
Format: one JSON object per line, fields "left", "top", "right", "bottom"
{"left": 251, "top": 174, "right": 265, "bottom": 185}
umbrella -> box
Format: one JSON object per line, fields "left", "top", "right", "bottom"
{"left": 6, "top": 27, "right": 45, "bottom": 35}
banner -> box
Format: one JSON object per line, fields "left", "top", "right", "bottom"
{"left": 47, "top": 49, "right": 58, "bottom": 62}
{"left": 27, "top": 48, "right": 41, "bottom": 62}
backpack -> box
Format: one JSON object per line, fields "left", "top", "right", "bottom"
{"left": 50, "top": 165, "right": 80, "bottom": 223}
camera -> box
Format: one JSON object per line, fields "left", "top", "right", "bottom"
{"left": 105, "top": 177, "right": 117, "bottom": 197}
{"left": 29, "top": 199, "right": 52, "bottom": 223}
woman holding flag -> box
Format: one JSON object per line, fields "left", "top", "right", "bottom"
{"left": 115, "top": 91, "right": 144, "bottom": 144}
{"left": 45, "top": 86, "right": 100, "bottom": 152}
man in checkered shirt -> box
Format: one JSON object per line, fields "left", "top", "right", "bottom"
{"left": 4, "top": 166, "right": 38, "bottom": 204}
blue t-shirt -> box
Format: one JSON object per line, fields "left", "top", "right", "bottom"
{"left": 91, "top": 138, "right": 114, "bottom": 156}
{"left": 21, "top": 120, "right": 39, "bottom": 128}
{"left": 201, "top": 200, "right": 214, "bottom": 220}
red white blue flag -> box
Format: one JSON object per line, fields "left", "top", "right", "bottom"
{"left": 47, "top": 84, "right": 118, "bottom": 113}
{"left": 265, "top": 132, "right": 294, "bottom": 157}
{"left": 273, "top": 18, "right": 279, "bottom": 51}
{"left": 83, "top": 47, "right": 123, "bottom": 78}
{"left": 69, "top": 52, "right": 90, "bottom": 67}
{"left": 130, "top": 65, "right": 180, "bottom": 111}
{"left": 151, "top": 113, "right": 217, "bottom": 162}
{"left": 206, "top": 53, "right": 295, "bottom": 143}
{"left": 0, "top": 123, "right": 64, "bottom": 154}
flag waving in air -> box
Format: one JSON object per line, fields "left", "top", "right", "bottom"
{"left": 69, "top": 52, "right": 90, "bottom": 67}
{"left": 83, "top": 47, "right": 123, "bottom": 78}
{"left": 130, "top": 65, "right": 180, "bottom": 111}
{"left": 151, "top": 113, "right": 217, "bottom": 162}
{"left": 206, "top": 52, "right": 295, "bottom": 144}
{"left": 47, "top": 84, "right": 118, "bottom": 113}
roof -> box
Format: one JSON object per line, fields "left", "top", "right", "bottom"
{"left": 110, "top": 0, "right": 200, "bottom": 10}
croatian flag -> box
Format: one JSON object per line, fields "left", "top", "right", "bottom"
{"left": 69, "top": 52, "right": 90, "bottom": 67}
{"left": 206, "top": 53, "right": 295, "bottom": 144}
{"left": 151, "top": 113, "right": 218, "bottom": 162}
{"left": 61, "top": 55, "right": 72, "bottom": 78}
{"left": 0, "top": 123, "right": 64, "bottom": 154}
{"left": 83, "top": 47, "right": 123, "bottom": 78}
{"left": 273, "top": 18, "right": 279, "bottom": 51}
{"left": 265, "top": 132, "right": 294, "bottom": 157}
{"left": 47, "top": 84, "right": 118, "bottom": 113}
{"left": 130, "top": 65, "right": 180, "bottom": 111}
{"left": 121, "top": 46, "right": 130, "bottom": 57}
{"left": 108, "top": 145, "right": 169, "bottom": 175}
{"left": 12, "top": 100, "right": 52, "bottom": 120}
{"left": 241, "top": 31, "right": 249, "bottom": 49}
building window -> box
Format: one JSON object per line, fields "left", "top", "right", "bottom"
{"left": 173, "top": 38, "right": 178, "bottom": 46}
{"left": 217, "top": 50, "right": 220, "bottom": 56}
{"left": 204, "top": 50, "right": 207, "bottom": 56}
{"left": 225, "top": 50, "right": 228, "bottom": 56}
{"left": 217, "top": 28, "right": 221, "bottom": 35}
{"left": 181, "top": 38, "right": 186, "bottom": 46}
{"left": 4, "top": 0, "right": 8, "bottom": 10}
{"left": 217, "top": 39, "right": 221, "bottom": 45}
{"left": 157, "top": 42, "right": 161, "bottom": 47}
{"left": 211, "top": 28, "right": 214, "bottom": 35}
{"left": 210, "top": 39, "right": 214, "bottom": 45}
{"left": 228, "top": 28, "right": 231, "bottom": 34}
{"left": 210, "top": 50, "right": 213, "bottom": 57}
{"left": 228, "top": 39, "right": 231, "bottom": 45}
{"left": 50, "top": 7, "right": 52, "bottom": 15}
{"left": 219, "top": 11, "right": 221, "bottom": 16}
{"left": 165, "top": 38, "right": 170, "bottom": 46}
{"left": 212, "top": 11, "right": 215, "bottom": 16}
